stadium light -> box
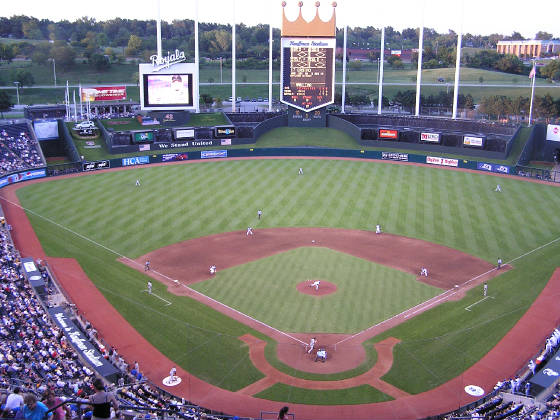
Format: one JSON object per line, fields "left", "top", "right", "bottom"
{"left": 13, "top": 81, "right": 20, "bottom": 105}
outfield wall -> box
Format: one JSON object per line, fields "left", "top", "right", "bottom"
{"left": 69, "top": 148, "right": 513, "bottom": 179}
{"left": 328, "top": 114, "right": 515, "bottom": 160}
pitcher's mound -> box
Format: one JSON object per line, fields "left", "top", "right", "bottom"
{"left": 297, "top": 280, "right": 337, "bottom": 296}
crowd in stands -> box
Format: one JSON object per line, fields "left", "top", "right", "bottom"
{"left": 445, "top": 328, "right": 560, "bottom": 420}
{"left": 0, "top": 124, "right": 44, "bottom": 176}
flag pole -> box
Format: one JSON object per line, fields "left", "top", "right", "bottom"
{"left": 528, "top": 60, "right": 536, "bottom": 126}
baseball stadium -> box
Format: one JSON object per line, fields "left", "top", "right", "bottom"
{"left": 1, "top": 2, "right": 560, "bottom": 420}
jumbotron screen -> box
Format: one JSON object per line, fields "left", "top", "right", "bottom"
{"left": 139, "top": 62, "right": 198, "bottom": 111}
{"left": 143, "top": 73, "right": 193, "bottom": 108}
{"left": 280, "top": 38, "right": 335, "bottom": 112}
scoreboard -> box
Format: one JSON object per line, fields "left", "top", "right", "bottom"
{"left": 281, "top": 37, "right": 335, "bottom": 112}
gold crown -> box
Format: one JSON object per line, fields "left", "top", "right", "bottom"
{"left": 281, "top": 1, "right": 336, "bottom": 38}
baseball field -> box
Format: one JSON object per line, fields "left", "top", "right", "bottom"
{"left": 5, "top": 147, "right": 560, "bottom": 417}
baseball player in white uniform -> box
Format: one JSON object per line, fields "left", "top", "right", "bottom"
{"left": 257, "top": 210, "right": 262, "bottom": 219}
{"left": 307, "top": 337, "right": 316, "bottom": 354}
{"left": 375, "top": 224, "right": 382, "bottom": 234}
{"left": 298, "top": 167, "right": 304, "bottom": 175}
{"left": 147, "top": 281, "right": 152, "bottom": 294}
{"left": 209, "top": 265, "right": 216, "bottom": 275}
{"left": 483, "top": 282, "right": 488, "bottom": 297}
{"left": 246, "top": 227, "right": 253, "bottom": 236}
{"left": 136, "top": 179, "right": 141, "bottom": 187}
{"left": 170, "top": 367, "right": 177, "bottom": 382}
{"left": 310, "top": 280, "right": 321, "bottom": 290}
{"left": 420, "top": 267, "right": 428, "bottom": 276}
{"left": 495, "top": 184, "right": 502, "bottom": 192}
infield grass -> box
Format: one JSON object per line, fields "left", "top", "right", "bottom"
{"left": 14, "top": 158, "right": 560, "bottom": 404}
{"left": 191, "top": 247, "right": 441, "bottom": 334}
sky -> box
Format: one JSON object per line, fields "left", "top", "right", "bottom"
{"left": 2, "top": 0, "right": 559, "bottom": 39}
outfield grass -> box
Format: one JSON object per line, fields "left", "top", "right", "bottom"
{"left": 192, "top": 247, "right": 441, "bottom": 333}
{"left": 15, "top": 158, "right": 560, "bottom": 404}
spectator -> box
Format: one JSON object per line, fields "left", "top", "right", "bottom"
{"left": 88, "top": 378, "right": 119, "bottom": 420}
{"left": 23, "top": 393, "right": 51, "bottom": 420}
{"left": 4, "top": 387, "right": 24, "bottom": 412}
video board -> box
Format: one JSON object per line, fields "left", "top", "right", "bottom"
{"left": 280, "top": 37, "right": 335, "bottom": 112}
{"left": 139, "top": 62, "right": 197, "bottom": 111}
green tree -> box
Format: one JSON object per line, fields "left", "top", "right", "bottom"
{"left": 535, "top": 31, "right": 553, "bottom": 40}
{"left": 540, "top": 60, "right": 560, "bottom": 82}
{"left": 125, "top": 34, "right": 142, "bottom": 57}
{"left": 31, "top": 42, "right": 51, "bottom": 65}
{"left": 14, "top": 69, "right": 34, "bottom": 87}
{"left": 52, "top": 44, "right": 76, "bottom": 71}
{"left": 0, "top": 91, "right": 13, "bottom": 117}
{"left": 22, "top": 19, "right": 44, "bottom": 39}
{"left": 0, "top": 43, "right": 15, "bottom": 62}
{"left": 90, "top": 53, "right": 110, "bottom": 71}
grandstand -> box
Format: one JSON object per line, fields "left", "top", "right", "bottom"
{"left": 0, "top": 123, "right": 45, "bottom": 176}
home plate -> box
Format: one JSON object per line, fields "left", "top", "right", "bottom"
{"left": 162, "top": 375, "right": 182, "bottom": 386}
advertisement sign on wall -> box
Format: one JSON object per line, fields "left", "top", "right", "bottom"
{"left": 426, "top": 156, "right": 459, "bottom": 167}
{"left": 175, "top": 129, "right": 195, "bottom": 139}
{"left": 0, "top": 169, "right": 46, "bottom": 188}
{"left": 81, "top": 86, "right": 126, "bottom": 102}
{"left": 201, "top": 150, "right": 227, "bottom": 159}
{"left": 214, "top": 126, "right": 236, "bottom": 138}
{"left": 379, "top": 129, "right": 399, "bottom": 139}
{"left": 161, "top": 153, "right": 188, "bottom": 162}
{"left": 477, "top": 162, "right": 510, "bottom": 174}
{"left": 381, "top": 152, "right": 409, "bottom": 162}
{"left": 420, "top": 132, "right": 441, "bottom": 143}
{"left": 82, "top": 161, "right": 110, "bottom": 172}
{"left": 48, "top": 307, "right": 120, "bottom": 381}
{"left": 122, "top": 156, "right": 150, "bottom": 166}
{"left": 463, "top": 136, "right": 484, "bottom": 147}
{"left": 547, "top": 124, "right": 560, "bottom": 142}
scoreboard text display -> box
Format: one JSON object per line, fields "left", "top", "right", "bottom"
{"left": 281, "top": 37, "right": 335, "bottom": 112}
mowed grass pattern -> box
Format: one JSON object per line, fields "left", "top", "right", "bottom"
{"left": 191, "top": 247, "right": 441, "bottom": 333}
{"left": 14, "top": 158, "right": 560, "bottom": 403}
{"left": 19, "top": 159, "right": 560, "bottom": 262}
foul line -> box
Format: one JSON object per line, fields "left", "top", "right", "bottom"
{"left": 464, "top": 296, "right": 494, "bottom": 312}
{"left": 334, "top": 235, "right": 560, "bottom": 347}
{"left": 0, "top": 196, "right": 304, "bottom": 345}
{"left": 143, "top": 289, "right": 172, "bottom": 306}
{"left": 144, "top": 266, "right": 306, "bottom": 345}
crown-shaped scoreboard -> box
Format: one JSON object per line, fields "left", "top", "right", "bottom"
{"left": 281, "top": 2, "right": 337, "bottom": 117}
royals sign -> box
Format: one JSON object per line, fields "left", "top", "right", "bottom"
{"left": 150, "top": 49, "right": 187, "bottom": 71}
